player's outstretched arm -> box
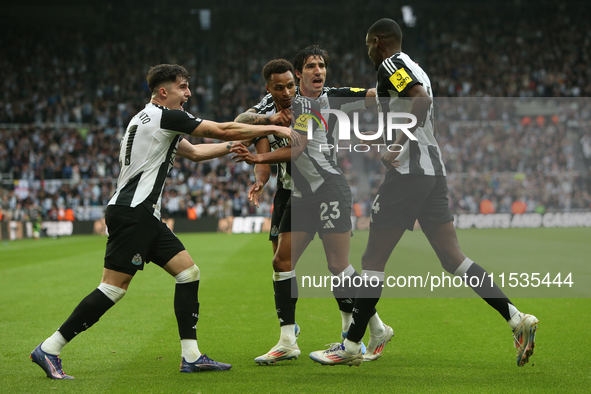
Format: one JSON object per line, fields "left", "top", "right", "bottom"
{"left": 176, "top": 138, "right": 244, "bottom": 162}
{"left": 235, "top": 108, "right": 292, "bottom": 127}
{"left": 191, "top": 120, "right": 292, "bottom": 141}
{"left": 230, "top": 134, "right": 308, "bottom": 165}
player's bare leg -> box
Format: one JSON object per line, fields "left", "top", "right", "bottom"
{"left": 422, "top": 221, "right": 538, "bottom": 366}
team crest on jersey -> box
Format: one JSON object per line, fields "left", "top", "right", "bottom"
{"left": 131, "top": 253, "right": 143, "bottom": 265}
{"left": 389, "top": 68, "right": 412, "bottom": 92}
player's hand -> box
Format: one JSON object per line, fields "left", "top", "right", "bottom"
{"left": 228, "top": 141, "right": 246, "bottom": 150}
{"left": 269, "top": 108, "right": 292, "bottom": 127}
{"left": 381, "top": 150, "right": 401, "bottom": 169}
{"left": 238, "top": 139, "right": 254, "bottom": 147}
{"left": 230, "top": 145, "right": 258, "bottom": 164}
{"left": 290, "top": 129, "right": 302, "bottom": 147}
{"left": 273, "top": 125, "right": 293, "bottom": 141}
{"left": 358, "top": 131, "right": 382, "bottom": 145}
{"left": 248, "top": 180, "right": 265, "bottom": 208}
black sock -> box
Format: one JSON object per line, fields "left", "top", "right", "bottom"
{"left": 59, "top": 288, "right": 115, "bottom": 341}
{"left": 290, "top": 275, "right": 299, "bottom": 308}
{"left": 174, "top": 280, "right": 200, "bottom": 340}
{"left": 274, "top": 278, "right": 296, "bottom": 326}
{"left": 332, "top": 272, "right": 360, "bottom": 314}
{"left": 464, "top": 263, "right": 513, "bottom": 321}
{"left": 347, "top": 281, "right": 383, "bottom": 343}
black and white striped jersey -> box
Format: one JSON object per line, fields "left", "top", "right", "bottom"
{"left": 290, "top": 86, "right": 367, "bottom": 197}
{"left": 377, "top": 52, "right": 446, "bottom": 176}
{"left": 296, "top": 86, "right": 368, "bottom": 164}
{"left": 108, "top": 103, "right": 202, "bottom": 219}
{"left": 251, "top": 94, "right": 292, "bottom": 191}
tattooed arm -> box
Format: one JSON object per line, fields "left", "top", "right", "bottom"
{"left": 235, "top": 108, "right": 292, "bottom": 126}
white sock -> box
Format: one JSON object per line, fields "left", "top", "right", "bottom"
{"left": 280, "top": 324, "right": 297, "bottom": 345}
{"left": 336, "top": 264, "right": 356, "bottom": 278}
{"left": 453, "top": 258, "right": 474, "bottom": 277}
{"left": 341, "top": 311, "right": 352, "bottom": 333}
{"left": 360, "top": 269, "right": 385, "bottom": 283}
{"left": 181, "top": 339, "right": 201, "bottom": 363}
{"left": 508, "top": 304, "right": 522, "bottom": 330}
{"left": 368, "top": 312, "right": 386, "bottom": 336}
{"left": 98, "top": 283, "right": 126, "bottom": 303}
{"left": 343, "top": 338, "right": 362, "bottom": 354}
{"left": 41, "top": 331, "right": 68, "bottom": 356}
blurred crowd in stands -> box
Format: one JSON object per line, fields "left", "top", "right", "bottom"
{"left": 1, "top": 1, "right": 590, "bottom": 222}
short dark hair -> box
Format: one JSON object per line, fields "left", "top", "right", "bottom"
{"left": 293, "top": 45, "right": 330, "bottom": 74}
{"left": 367, "top": 18, "right": 402, "bottom": 41}
{"left": 262, "top": 59, "right": 295, "bottom": 83}
{"left": 147, "top": 64, "right": 190, "bottom": 93}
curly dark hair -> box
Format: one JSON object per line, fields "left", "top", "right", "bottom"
{"left": 262, "top": 59, "right": 295, "bottom": 83}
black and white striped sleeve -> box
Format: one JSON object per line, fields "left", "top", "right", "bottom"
{"left": 292, "top": 96, "right": 321, "bottom": 136}
{"left": 378, "top": 56, "right": 422, "bottom": 97}
{"left": 251, "top": 93, "right": 275, "bottom": 114}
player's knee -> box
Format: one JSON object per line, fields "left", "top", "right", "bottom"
{"left": 272, "top": 255, "right": 291, "bottom": 272}
{"left": 98, "top": 283, "right": 127, "bottom": 303}
{"left": 326, "top": 259, "right": 346, "bottom": 275}
{"left": 361, "top": 252, "right": 387, "bottom": 272}
{"left": 174, "top": 264, "right": 200, "bottom": 283}
{"left": 439, "top": 253, "right": 466, "bottom": 274}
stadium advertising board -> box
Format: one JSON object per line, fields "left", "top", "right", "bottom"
{"left": 455, "top": 212, "right": 591, "bottom": 229}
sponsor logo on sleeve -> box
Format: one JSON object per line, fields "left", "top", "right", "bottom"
{"left": 294, "top": 113, "right": 314, "bottom": 132}
{"left": 389, "top": 68, "right": 412, "bottom": 92}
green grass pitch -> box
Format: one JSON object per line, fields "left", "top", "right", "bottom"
{"left": 1, "top": 227, "right": 590, "bottom": 393}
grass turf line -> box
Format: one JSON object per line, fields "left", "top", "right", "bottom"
{"left": 0, "top": 228, "right": 590, "bottom": 393}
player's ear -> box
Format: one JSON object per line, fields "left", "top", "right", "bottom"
{"left": 159, "top": 85, "right": 168, "bottom": 98}
{"left": 295, "top": 69, "right": 302, "bottom": 81}
{"left": 265, "top": 84, "right": 270, "bottom": 94}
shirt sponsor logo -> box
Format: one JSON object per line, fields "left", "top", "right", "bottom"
{"left": 389, "top": 68, "right": 412, "bottom": 92}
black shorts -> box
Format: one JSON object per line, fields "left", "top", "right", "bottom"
{"left": 370, "top": 172, "right": 453, "bottom": 231}
{"left": 104, "top": 205, "right": 185, "bottom": 275}
{"left": 270, "top": 188, "right": 291, "bottom": 241}
{"left": 290, "top": 175, "right": 352, "bottom": 236}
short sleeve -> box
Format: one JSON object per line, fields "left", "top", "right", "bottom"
{"left": 251, "top": 93, "right": 275, "bottom": 114}
{"left": 326, "top": 87, "right": 368, "bottom": 98}
{"left": 291, "top": 96, "right": 321, "bottom": 136}
{"left": 378, "top": 57, "right": 421, "bottom": 97}
{"left": 160, "top": 110, "right": 203, "bottom": 134}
